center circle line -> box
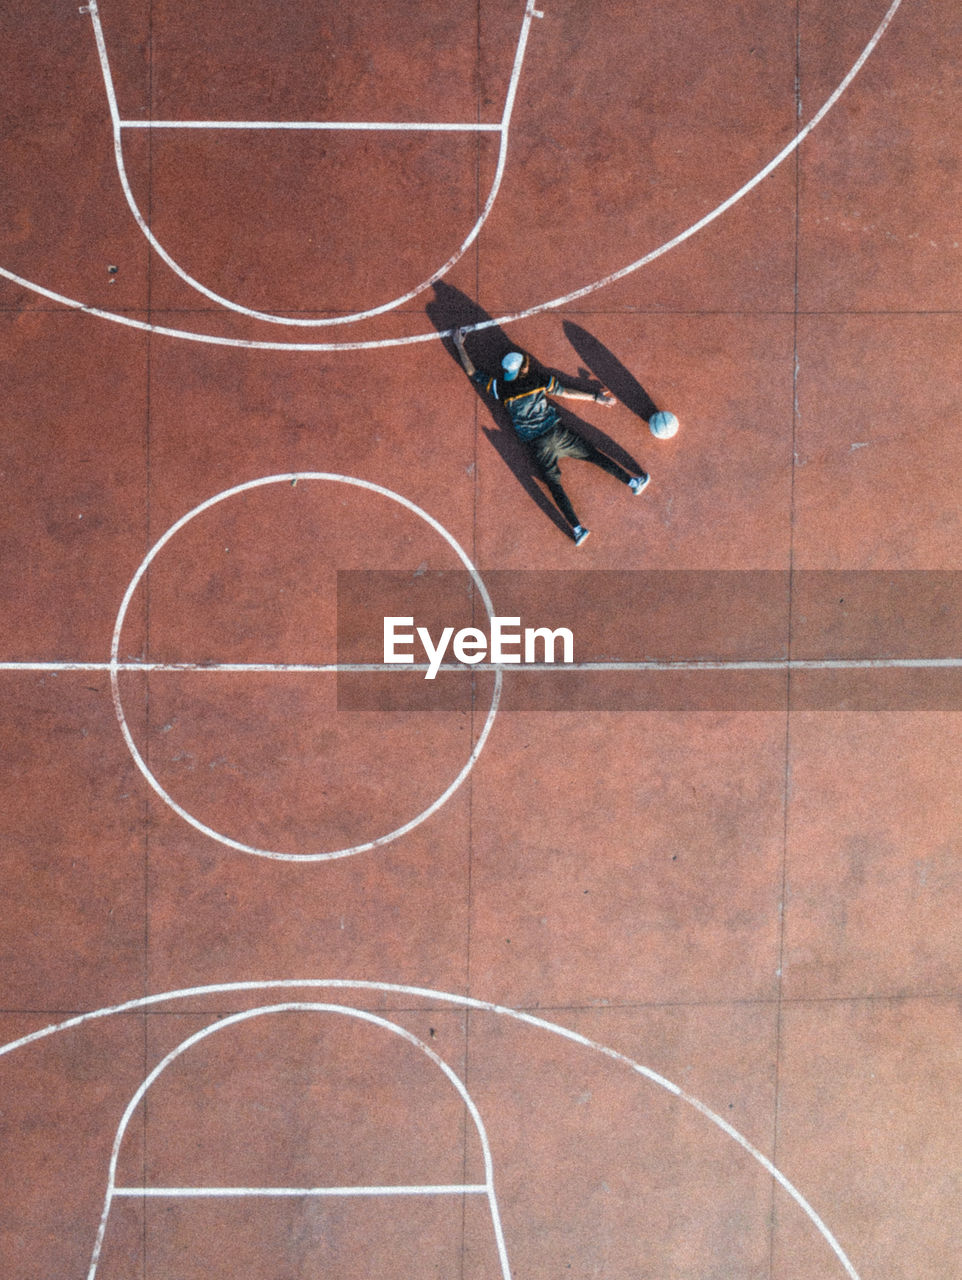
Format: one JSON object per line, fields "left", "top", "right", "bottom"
{"left": 109, "top": 473, "right": 500, "bottom": 861}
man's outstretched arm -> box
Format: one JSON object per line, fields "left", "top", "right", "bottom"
{"left": 555, "top": 383, "right": 615, "bottom": 406}
{"left": 452, "top": 327, "right": 477, "bottom": 377}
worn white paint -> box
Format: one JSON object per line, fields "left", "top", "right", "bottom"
{"left": 106, "top": 473, "right": 500, "bottom": 861}
{"left": 120, "top": 120, "right": 504, "bottom": 132}
{"left": 3, "top": 657, "right": 959, "bottom": 674}
{"left": 0, "top": 0, "right": 902, "bottom": 349}
{"left": 85, "top": 0, "right": 542, "bottom": 325}
{"left": 0, "top": 980, "right": 861, "bottom": 1280}
{"left": 86, "top": 1002, "right": 512, "bottom": 1280}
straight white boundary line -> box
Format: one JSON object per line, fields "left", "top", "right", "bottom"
{"left": 0, "top": 980, "right": 861, "bottom": 1280}
{"left": 113, "top": 1183, "right": 490, "bottom": 1197}
{"left": 0, "top": 0, "right": 902, "bottom": 349}
{"left": 3, "top": 658, "right": 961, "bottom": 674}
{"left": 87, "top": 1003, "right": 513, "bottom": 1280}
{"left": 120, "top": 120, "right": 503, "bottom": 132}
{"left": 85, "top": 0, "right": 542, "bottom": 326}
{"left": 107, "top": 473, "right": 501, "bottom": 862}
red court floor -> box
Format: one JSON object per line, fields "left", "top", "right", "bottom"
{"left": 1, "top": 1, "right": 961, "bottom": 1276}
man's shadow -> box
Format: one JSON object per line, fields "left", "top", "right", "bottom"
{"left": 427, "top": 284, "right": 646, "bottom": 538}
{"left": 562, "top": 321, "right": 660, "bottom": 423}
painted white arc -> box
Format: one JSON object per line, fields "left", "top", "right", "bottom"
{"left": 108, "top": 473, "right": 501, "bottom": 862}
{"left": 86, "top": 1004, "right": 513, "bottom": 1280}
{"left": 85, "top": 0, "right": 543, "bottom": 326}
{"left": 0, "top": 0, "right": 902, "bottom": 349}
{"left": 1, "top": 980, "right": 861, "bottom": 1280}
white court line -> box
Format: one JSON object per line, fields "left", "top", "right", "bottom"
{"left": 2, "top": 657, "right": 962, "bottom": 674}
{"left": 106, "top": 473, "right": 501, "bottom": 862}
{"left": 0, "top": 980, "right": 861, "bottom": 1280}
{"left": 113, "top": 1183, "right": 490, "bottom": 1197}
{"left": 0, "top": 0, "right": 902, "bottom": 349}
{"left": 120, "top": 119, "right": 503, "bottom": 132}
{"left": 85, "top": 0, "right": 542, "bottom": 326}
{"left": 87, "top": 1003, "right": 513, "bottom": 1280}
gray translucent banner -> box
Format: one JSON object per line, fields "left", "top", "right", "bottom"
{"left": 336, "top": 571, "right": 962, "bottom": 711}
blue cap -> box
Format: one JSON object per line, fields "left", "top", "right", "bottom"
{"left": 501, "top": 352, "right": 524, "bottom": 380}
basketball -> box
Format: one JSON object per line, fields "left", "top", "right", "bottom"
{"left": 649, "top": 410, "right": 679, "bottom": 439}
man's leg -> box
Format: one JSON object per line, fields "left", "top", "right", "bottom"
{"left": 558, "top": 424, "right": 643, "bottom": 486}
{"left": 576, "top": 437, "right": 634, "bottom": 484}
{"left": 528, "top": 439, "right": 582, "bottom": 530}
{"left": 539, "top": 460, "right": 582, "bottom": 529}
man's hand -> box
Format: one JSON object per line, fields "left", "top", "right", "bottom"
{"left": 452, "top": 326, "right": 475, "bottom": 375}
{"left": 596, "top": 388, "right": 616, "bottom": 406}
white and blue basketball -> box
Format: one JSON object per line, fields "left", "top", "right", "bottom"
{"left": 649, "top": 410, "right": 679, "bottom": 439}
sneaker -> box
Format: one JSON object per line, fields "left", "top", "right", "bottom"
{"left": 628, "top": 473, "right": 650, "bottom": 495}
{"left": 573, "top": 525, "right": 591, "bottom": 547}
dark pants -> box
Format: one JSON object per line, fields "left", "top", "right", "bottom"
{"left": 528, "top": 423, "right": 632, "bottom": 529}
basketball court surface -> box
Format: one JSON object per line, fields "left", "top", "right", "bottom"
{"left": 1, "top": 0, "right": 961, "bottom": 1275}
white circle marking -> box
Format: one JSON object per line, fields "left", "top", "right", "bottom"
{"left": 109, "top": 474, "right": 500, "bottom": 860}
